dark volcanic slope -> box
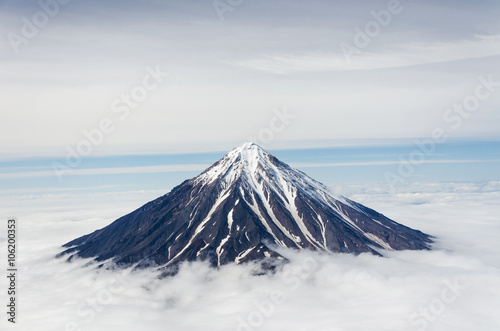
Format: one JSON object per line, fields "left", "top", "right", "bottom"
{"left": 61, "top": 143, "right": 432, "bottom": 268}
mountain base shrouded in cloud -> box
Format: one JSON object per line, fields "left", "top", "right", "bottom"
{"left": 1, "top": 181, "right": 499, "bottom": 331}
{"left": 59, "top": 143, "right": 432, "bottom": 269}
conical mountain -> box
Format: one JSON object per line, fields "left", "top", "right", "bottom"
{"left": 60, "top": 143, "right": 432, "bottom": 268}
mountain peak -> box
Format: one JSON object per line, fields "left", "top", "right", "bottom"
{"left": 228, "top": 142, "right": 268, "bottom": 163}
{"left": 234, "top": 142, "right": 262, "bottom": 151}
{"left": 60, "top": 145, "right": 433, "bottom": 269}
{"left": 194, "top": 142, "right": 273, "bottom": 187}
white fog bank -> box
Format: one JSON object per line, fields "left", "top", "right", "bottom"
{"left": 1, "top": 182, "right": 499, "bottom": 331}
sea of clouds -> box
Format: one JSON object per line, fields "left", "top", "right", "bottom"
{"left": 1, "top": 181, "right": 499, "bottom": 331}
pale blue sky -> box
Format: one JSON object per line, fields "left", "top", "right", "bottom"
{"left": 0, "top": 0, "right": 499, "bottom": 196}
{"left": 0, "top": 140, "right": 499, "bottom": 196}
{"left": 0, "top": 0, "right": 499, "bottom": 157}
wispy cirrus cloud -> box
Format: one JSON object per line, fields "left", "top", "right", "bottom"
{"left": 230, "top": 35, "right": 500, "bottom": 73}
{"left": 292, "top": 159, "right": 500, "bottom": 168}
{"left": 0, "top": 164, "right": 210, "bottom": 179}
{"left": 2, "top": 159, "right": 498, "bottom": 180}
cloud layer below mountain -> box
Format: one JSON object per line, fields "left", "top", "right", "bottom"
{"left": 1, "top": 181, "right": 499, "bottom": 331}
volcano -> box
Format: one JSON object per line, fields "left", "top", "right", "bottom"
{"left": 60, "top": 143, "right": 432, "bottom": 268}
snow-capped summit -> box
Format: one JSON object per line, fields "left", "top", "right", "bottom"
{"left": 60, "top": 143, "right": 432, "bottom": 269}
{"left": 194, "top": 142, "right": 271, "bottom": 186}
